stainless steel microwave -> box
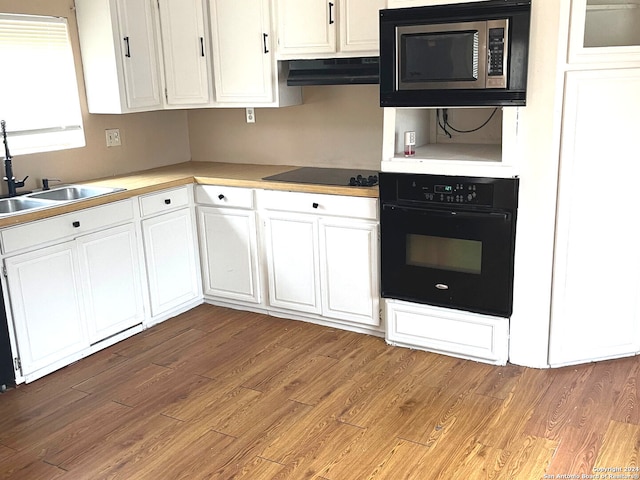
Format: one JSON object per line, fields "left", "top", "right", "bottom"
{"left": 379, "top": 0, "right": 531, "bottom": 107}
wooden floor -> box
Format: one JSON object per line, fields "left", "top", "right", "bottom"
{"left": 1, "top": 304, "right": 639, "bottom": 479}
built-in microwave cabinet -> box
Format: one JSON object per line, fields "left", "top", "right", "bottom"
{"left": 275, "top": 0, "right": 385, "bottom": 59}
{"left": 568, "top": 0, "right": 640, "bottom": 64}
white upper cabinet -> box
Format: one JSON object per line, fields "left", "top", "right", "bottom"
{"left": 276, "top": 0, "right": 336, "bottom": 57}
{"left": 275, "top": 0, "right": 384, "bottom": 59}
{"left": 339, "top": 0, "right": 385, "bottom": 53}
{"left": 76, "top": 0, "right": 163, "bottom": 113}
{"left": 568, "top": 0, "right": 640, "bottom": 64}
{"left": 157, "top": 0, "right": 211, "bottom": 105}
{"left": 209, "top": 0, "right": 274, "bottom": 104}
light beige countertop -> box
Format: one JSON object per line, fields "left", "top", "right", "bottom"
{"left": 0, "top": 161, "right": 379, "bottom": 228}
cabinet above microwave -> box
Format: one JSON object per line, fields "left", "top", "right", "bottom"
{"left": 379, "top": 0, "right": 531, "bottom": 107}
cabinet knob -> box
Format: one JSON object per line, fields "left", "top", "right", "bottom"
{"left": 218, "top": 194, "right": 225, "bottom": 200}
{"left": 164, "top": 199, "right": 171, "bottom": 205}
{"left": 72, "top": 221, "right": 80, "bottom": 228}
{"left": 312, "top": 202, "right": 319, "bottom": 209}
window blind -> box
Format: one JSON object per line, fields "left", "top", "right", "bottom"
{"left": 0, "top": 13, "right": 85, "bottom": 156}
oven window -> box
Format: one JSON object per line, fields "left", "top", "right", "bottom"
{"left": 401, "top": 31, "right": 479, "bottom": 83}
{"left": 406, "top": 234, "right": 482, "bottom": 274}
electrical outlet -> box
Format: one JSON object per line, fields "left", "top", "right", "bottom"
{"left": 245, "top": 108, "right": 255, "bottom": 124}
{"left": 106, "top": 128, "right": 121, "bottom": 147}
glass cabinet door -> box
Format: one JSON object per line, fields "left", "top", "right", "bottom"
{"left": 569, "top": 0, "right": 640, "bottom": 63}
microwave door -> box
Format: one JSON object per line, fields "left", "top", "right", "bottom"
{"left": 396, "top": 22, "right": 487, "bottom": 91}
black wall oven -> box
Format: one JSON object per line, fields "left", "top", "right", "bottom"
{"left": 380, "top": 172, "right": 519, "bottom": 317}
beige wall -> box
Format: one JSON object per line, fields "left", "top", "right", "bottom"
{"left": 187, "top": 85, "right": 383, "bottom": 171}
{"left": 0, "top": 0, "right": 191, "bottom": 196}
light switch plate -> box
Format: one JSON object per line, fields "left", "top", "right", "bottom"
{"left": 106, "top": 128, "right": 121, "bottom": 147}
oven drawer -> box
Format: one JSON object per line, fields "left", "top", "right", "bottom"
{"left": 385, "top": 299, "right": 509, "bottom": 365}
{"left": 258, "top": 190, "right": 378, "bottom": 220}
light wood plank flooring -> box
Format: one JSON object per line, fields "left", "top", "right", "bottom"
{"left": 1, "top": 304, "right": 639, "bottom": 479}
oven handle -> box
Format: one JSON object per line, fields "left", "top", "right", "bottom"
{"left": 382, "top": 204, "right": 510, "bottom": 220}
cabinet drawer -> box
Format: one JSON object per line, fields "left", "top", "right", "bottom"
{"left": 2, "top": 200, "right": 135, "bottom": 254}
{"left": 257, "top": 190, "right": 378, "bottom": 220}
{"left": 195, "top": 185, "right": 254, "bottom": 209}
{"left": 139, "top": 186, "right": 190, "bottom": 217}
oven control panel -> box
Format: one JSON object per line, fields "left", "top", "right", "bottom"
{"left": 397, "top": 178, "right": 495, "bottom": 206}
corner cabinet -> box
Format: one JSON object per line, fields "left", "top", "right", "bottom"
{"left": 75, "top": 0, "right": 163, "bottom": 113}
{"left": 548, "top": 68, "right": 640, "bottom": 366}
{"left": 275, "top": 0, "right": 385, "bottom": 59}
{"left": 139, "top": 186, "right": 202, "bottom": 324}
{"left": 258, "top": 190, "right": 380, "bottom": 333}
{"left": 195, "top": 186, "right": 263, "bottom": 307}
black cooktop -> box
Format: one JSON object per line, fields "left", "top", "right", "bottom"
{"left": 262, "top": 167, "right": 379, "bottom": 187}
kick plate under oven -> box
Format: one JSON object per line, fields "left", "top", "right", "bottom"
{"left": 379, "top": 173, "right": 519, "bottom": 317}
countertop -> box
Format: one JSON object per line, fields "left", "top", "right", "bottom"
{"left": 0, "top": 161, "right": 379, "bottom": 228}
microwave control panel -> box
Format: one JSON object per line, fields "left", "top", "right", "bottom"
{"left": 488, "top": 28, "right": 505, "bottom": 76}
{"left": 486, "top": 19, "right": 508, "bottom": 89}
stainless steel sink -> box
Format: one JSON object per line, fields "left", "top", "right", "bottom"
{"left": 27, "top": 185, "right": 125, "bottom": 201}
{"left": 0, "top": 197, "right": 56, "bottom": 215}
{"left": 0, "top": 184, "right": 126, "bottom": 217}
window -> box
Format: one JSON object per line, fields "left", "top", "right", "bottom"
{"left": 0, "top": 13, "right": 85, "bottom": 156}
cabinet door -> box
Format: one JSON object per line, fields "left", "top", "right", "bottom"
{"left": 276, "top": 0, "right": 336, "bottom": 57}
{"left": 115, "top": 0, "right": 162, "bottom": 109}
{"left": 142, "top": 208, "right": 201, "bottom": 317}
{"left": 5, "top": 243, "right": 87, "bottom": 377}
{"left": 157, "top": 0, "right": 210, "bottom": 105}
{"left": 549, "top": 69, "right": 640, "bottom": 366}
{"left": 198, "top": 207, "right": 261, "bottom": 304}
{"left": 77, "top": 224, "right": 145, "bottom": 344}
{"left": 209, "top": 0, "right": 274, "bottom": 103}
{"left": 568, "top": 0, "right": 640, "bottom": 64}
{"left": 339, "top": 0, "right": 385, "bottom": 53}
{"left": 263, "top": 212, "right": 321, "bottom": 313}
{"left": 319, "top": 218, "right": 380, "bottom": 326}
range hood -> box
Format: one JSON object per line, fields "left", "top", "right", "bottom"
{"left": 286, "top": 57, "right": 379, "bottom": 86}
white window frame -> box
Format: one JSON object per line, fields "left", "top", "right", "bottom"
{"left": 0, "top": 13, "right": 85, "bottom": 156}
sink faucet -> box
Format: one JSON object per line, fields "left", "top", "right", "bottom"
{"left": 1, "top": 120, "right": 29, "bottom": 197}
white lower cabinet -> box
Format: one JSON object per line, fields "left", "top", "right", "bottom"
{"left": 320, "top": 218, "right": 379, "bottom": 325}
{"left": 2, "top": 200, "right": 144, "bottom": 381}
{"left": 263, "top": 211, "right": 321, "bottom": 314}
{"left": 195, "top": 185, "right": 262, "bottom": 306}
{"left": 5, "top": 242, "right": 88, "bottom": 379}
{"left": 386, "top": 299, "right": 509, "bottom": 365}
{"left": 77, "top": 223, "right": 145, "bottom": 344}
{"left": 140, "top": 187, "right": 202, "bottom": 321}
{"left": 198, "top": 207, "right": 262, "bottom": 305}
{"left": 259, "top": 190, "right": 380, "bottom": 331}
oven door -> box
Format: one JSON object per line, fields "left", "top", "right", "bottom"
{"left": 380, "top": 204, "right": 516, "bottom": 317}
